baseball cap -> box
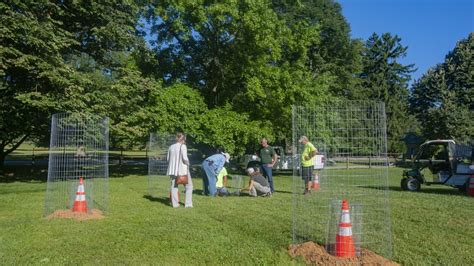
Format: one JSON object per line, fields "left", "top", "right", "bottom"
{"left": 222, "top": 152, "right": 230, "bottom": 163}
{"left": 298, "top": 136, "right": 308, "bottom": 143}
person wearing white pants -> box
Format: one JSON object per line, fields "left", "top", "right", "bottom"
{"left": 170, "top": 173, "right": 193, "bottom": 208}
{"left": 167, "top": 133, "right": 193, "bottom": 208}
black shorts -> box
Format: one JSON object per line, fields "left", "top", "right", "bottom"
{"left": 301, "top": 166, "right": 313, "bottom": 183}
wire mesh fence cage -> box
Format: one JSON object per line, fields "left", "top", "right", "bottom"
{"left": 228, "top": 175, "right": 244, "bottom": 196}
{"left": 292, "top": 101, "right": 392, "bottom": 259}
{"left": 44, "top": 113, "right": 109, "bottom": 217}
{"left": 148, "top": 133, "right": 175, "bottom": 198}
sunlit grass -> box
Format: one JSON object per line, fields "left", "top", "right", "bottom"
{"left": 0, "top": 167, "right": 472, "bottom": 264}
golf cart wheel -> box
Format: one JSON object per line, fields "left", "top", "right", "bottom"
{"left": 401, "top": 177, "right": 420, "bottom": 191}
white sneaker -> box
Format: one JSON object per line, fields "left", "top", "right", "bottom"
{"left": 185, "top": 205, "right": 193, "bottom": 208}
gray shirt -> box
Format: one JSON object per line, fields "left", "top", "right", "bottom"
{"left": 252, "top": 174, "right": 269, "bottom": 187}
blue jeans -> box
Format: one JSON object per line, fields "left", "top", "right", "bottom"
{"left": 261, "top": 164, "right": 274, "bottom": 192}
{"left": 202, "top": 161, "right": 217, "bottom": 196}
{"left": 217, "top": 187, "right": 228, "bottom": 196}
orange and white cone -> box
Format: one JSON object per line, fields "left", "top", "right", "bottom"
{"left": 312, "top": 172, "right": 320, "bottom": 190}
{"left": 72, "top": 177, "right": 88, "bottom": 213}
{"left": 335, "top": 200, "right": 356, "bottom": 258}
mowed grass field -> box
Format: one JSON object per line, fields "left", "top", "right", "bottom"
{"left": 1, "top": 167, "right": 473, "bottom": 265}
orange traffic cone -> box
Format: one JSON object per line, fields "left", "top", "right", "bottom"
{"left": 72, "top": 177, "right": 88, "bottom": 213}
{"left": 312, "top": 172, "right": 320, "bottom": 190}
{"left": 335, "top": 200, "right": 356, "bottom": 258}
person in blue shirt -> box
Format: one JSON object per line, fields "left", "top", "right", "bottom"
{"left": 201, "top": 152, "right": 230, "bottom": 196}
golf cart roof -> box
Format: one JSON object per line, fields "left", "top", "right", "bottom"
{"left": 422, "top": 140, "right": 456, "bottom": 146}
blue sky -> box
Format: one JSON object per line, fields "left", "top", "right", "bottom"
{"left": 339, "top": 0, "right": 473, "bottom": 83}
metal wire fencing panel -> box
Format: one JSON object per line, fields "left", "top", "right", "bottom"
{"left": 45, "top": 113, "right": 109, "bottom": 216}
{"left": 228, "top": 175, "right": 244, "bottom": 196}
{"left": 292, "top": 101, "right": 392, "bottom": 258}
{"left": 148, "top": 133, "right": 175, "bottom": 197}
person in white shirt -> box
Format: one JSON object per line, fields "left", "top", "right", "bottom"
{"left": 167, "top": 133, "right": 193, "bottom": 208}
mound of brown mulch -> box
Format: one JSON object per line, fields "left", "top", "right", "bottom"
{"left": 46, "top": 209, "right": 104, "bottom": 221}
{"left": 289, "top": 241, "right": 399, "bottom": 265}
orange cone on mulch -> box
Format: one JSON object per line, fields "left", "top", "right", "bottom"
{"left": 335, "top": 200, "right": 356, "bottom": 258}
{"left": 312, "top": 172, "right": 320, "bottom": 190}
{"left": 72, "top": 177, "right": 88, "bottom": 213}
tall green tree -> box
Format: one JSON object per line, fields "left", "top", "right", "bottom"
{"left": 147, "top": 0, "right": 285, "bottom": 106}
{"left": 410, "top": 33, "right": 473, "bottom": 143}
{"left": 357, "top": 33, "right": 416, "bottom": 152}
{"left": 145, "top": 0, "right": 334, "bottom": 144}
{"left": 271, "top": 0, "right": 363, "bottom": 97}
{"left": 195, "top": 104, "right": 274, "bottom": 155}
{"left": 0, "top": 1, "right": 142, "bottom": 172}
{"left": 147, "top": 84, "right": 273, "bottom": 156}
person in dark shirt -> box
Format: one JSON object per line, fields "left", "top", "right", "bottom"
{"left": 244, "top": 167, "right": 272, "bottom": 197}
{"left": 259, "top": 138, "right": 277, "bottom": 193}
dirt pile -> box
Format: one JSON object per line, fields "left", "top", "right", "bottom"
{"left": 46, "top": 209, "right": 104, "bottom": 221}
{"left": 288, "top": 241, "right": 399, "bottom": 265}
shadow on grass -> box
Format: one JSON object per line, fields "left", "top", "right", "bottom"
{"left": 192, "top": 189, "right": 206, "bottom": 195}
{"left": 143, "top": 195, "right": 171, "bottom": 206}
{"left": 362, "top": 185, "right": 465, "bottom": 196}
{"left": 273, "top": 171, "right": 293, "bottom": 176}
{"left": 1, "top": 164, "right": 147, "bottom": 183}
{"left": 109, "top": 165, "right": 147, "bottom": 177}
{"left": 0, "top": 165, "right": 48, "bottom": 183}
{"left": 274, "top": 190, "right": 292, "bottom": 194}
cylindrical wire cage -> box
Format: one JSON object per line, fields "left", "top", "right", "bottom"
{"left": 44, "top": 113, "right": 109, "bottom": 217}
{"left": 292, "top": 101, "right": 392, "bottom": 259}
{"left": 228, "top": 175, "right": 244, "bottom": 196}
{"left": 148, "top": 133, "right": 175, "bottom": 198}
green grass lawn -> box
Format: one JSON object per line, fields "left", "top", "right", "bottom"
{"left": 1, "top": 167, "right": 473, "bottom": 264}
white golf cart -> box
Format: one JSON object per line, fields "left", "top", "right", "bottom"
{"left": 401, "top": 140, "right": 474, "bottom": 192}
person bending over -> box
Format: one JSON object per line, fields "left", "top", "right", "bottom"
{"left": 202, "top": 152, "right": 230, "bottom": 196}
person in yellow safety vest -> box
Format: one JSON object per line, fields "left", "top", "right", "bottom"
{"left": 299, "top": 136, "right": 318, "bottom": 195}
{"left": 216, "top": 167, "right": 229, "bottom": 196}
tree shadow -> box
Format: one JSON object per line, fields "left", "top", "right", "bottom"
{"left": 0, "top": 163, "right": 148, "bottom": 183}
{"left": 142, "top": 195, "right": 171, "bottom": 206}
{"left": 361, "top": 185, "right": 465, "bottom": 196}
{"left": 192, "top": 189, "right": 206, "bottom": 195}
{"left": 109, "top": 165, "right": 147, "bottom": 178}
{"left": 274, "top": 190, "right": 292, "bottom": 194}
{"left": 393, "top": 163, "right": 414, "bottom": 169}
{"left": 0, "top": 165, "right": 48, "bottom": 183}
{"left": 274, "top": 171, "right": 294, "bottom": 177}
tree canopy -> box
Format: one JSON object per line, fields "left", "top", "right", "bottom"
{"left": 358, "top": 33, "right": 416, "bottom": 152}
{"left": 410, "top": 33, "right": 473, "bottom": 143}
{"left": 1, "top": 0, "right": 471, "bottom": 172}
{"left": 0, "top": 1, "right": 143, "bottom": 170}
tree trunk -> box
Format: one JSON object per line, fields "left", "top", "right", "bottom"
{"left": 0, "top": 135, "right": 29, "bottom": 177}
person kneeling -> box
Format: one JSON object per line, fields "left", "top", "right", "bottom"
{"left": 245, "top": 167, "right": 272, "bottom": 197}
{"left": 216, "top": 167, "right": 229, "bottom": 196}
